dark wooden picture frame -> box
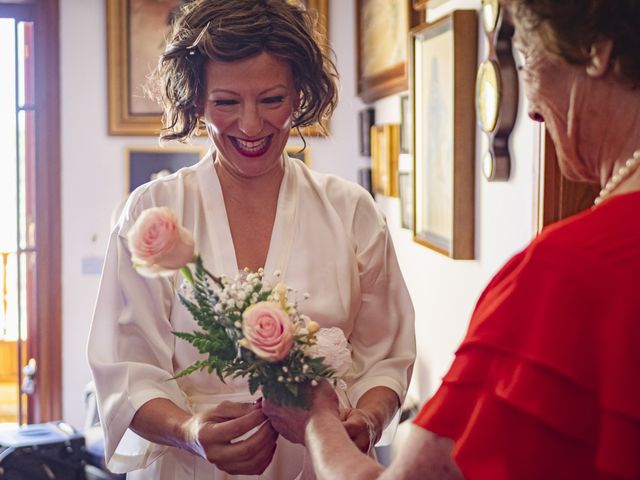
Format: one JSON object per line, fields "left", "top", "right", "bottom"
{"left": 126, "top": 146, "right": 204, "bottom": 192}
{"left": 356, "top": 0, "right": 421, "bottom": 104}
{"left": 285, "top": 145, "right": 312, "bottom": 166}
{"left": 411, "top": 11, "right": 477, "bottom": 259}
{"left": 412, "top": 0, "right": 448, "bottom": 9}
{"left": 107, "top": 0, "right": 329, "bottom": 136}
{"left": 358, "top": 108, "right": 376, "bottom": 156}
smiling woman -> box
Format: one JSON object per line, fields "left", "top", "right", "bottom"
{"left": 88, "top": 2, "right": 416, "bottom": 480}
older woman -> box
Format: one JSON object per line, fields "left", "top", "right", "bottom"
{"left": 263, "top": 1, "right": 640, "bottom": 479}
{"left": 87, "top": 1, "right": 415, "bottom": 479}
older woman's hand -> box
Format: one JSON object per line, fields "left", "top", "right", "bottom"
{"left": 339, "top": 407, "right": 379, "bottom": 453}
{"left": 181, "top": 401, "right": 278, "bottom": 475}
{"left": 262, "top": 381, "right": 340, "bottom": 445}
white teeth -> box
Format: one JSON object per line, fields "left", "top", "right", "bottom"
{"left": 236, "top": 137, "right": 268, "bottom": 151}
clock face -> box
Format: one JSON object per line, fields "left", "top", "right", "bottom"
{"left": 476, "top": 60, "right": 501, "bottom": 133}
{"left": 481, "top": 0, "right": 500, "bottom": 33}
{"left": 482, "top": 150, "right": 495, "bottom": 180}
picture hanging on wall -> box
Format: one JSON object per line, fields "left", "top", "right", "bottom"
{"left": 371, "top": 124, "right": 400, "bottom": 197}
{"left": 285, "top": 145, "right": 312, "bottom": 166}
{"left": 398, "top": 165, "right": 413, "bottom": 230}
{"left": 107, "top": 0, "right": 329, "bottom": 136}
{"left": 356, "top": 0, "right": 420, "bottom": 103}
{"left": 126, "top": 146, "right": 205, "bottom": 193}
{"left": 411, "top": 11, "right": 477, "bottom": 259}
{"left": 358, "top": 108, "right": 376, "bottom": 156}
{"left": 399, "top": 94, "right": 412, "bottom": 154}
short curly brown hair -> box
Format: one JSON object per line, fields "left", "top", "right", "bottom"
{"left": 150, "top": 0, "right": 339, "bottom": 143}
{"left": 504, "top": 0, "right": 640, "bottom": 88}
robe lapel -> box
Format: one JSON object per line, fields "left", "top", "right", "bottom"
{"left": 263, "top": 154, "right": 299, "bottom": 283}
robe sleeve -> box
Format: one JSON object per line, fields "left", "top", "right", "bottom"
{"left": 345, "top": 194, "right": 416, "bottom": 411}
{"left": 87, "top": 193, "right": 189, "bottom": 473}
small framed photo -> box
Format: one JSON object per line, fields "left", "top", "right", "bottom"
{"left": 357, "top": 167, "right": 374, "bottom": 196}
{"left": 126, "top": 146, "right": 205, "bottom": 193}
{"left": 411, "top": 11, "right": 477, "bottom": 259}
{"left": 398, "top": 170, "right": 413, "bottom": 230}
{"left": 399, "top": 94, "right": 411, "bottom": 154}
{"left": 371, "top": 124, "right": 400, "bottom": 197}
{"left": 358, "top": 108, "right": 376, "bottom": 156}
{"left": 285, "top": 145, "right": 312, "bottom": 166}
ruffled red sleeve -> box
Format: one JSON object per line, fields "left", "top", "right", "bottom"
{"left": 414, "top": 225, "right": 640, "bottom": 480}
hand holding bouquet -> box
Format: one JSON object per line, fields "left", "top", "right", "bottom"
{"left": 127, "top": 207, "right": 351, "bottom": 407}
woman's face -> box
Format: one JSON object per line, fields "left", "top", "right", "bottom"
{"left": 512, "top": 12, "right": 593, "bottom": 180}
{"left": 202, "top": 52, "right": 298, "bottom": 179}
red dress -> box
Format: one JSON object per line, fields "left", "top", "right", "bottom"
{"left": 414, "top": 192, "right": 640, "bottom": 480}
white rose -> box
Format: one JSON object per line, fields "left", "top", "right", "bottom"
{"left": 308, "top": 327, "right": 352, "bottom": 378}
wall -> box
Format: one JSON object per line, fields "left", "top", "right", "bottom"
{"left": 59, "top": 0, "right": 538, "bottom": 430}
{"left": 372, "top": 0, "right": 539, "bottom": 403}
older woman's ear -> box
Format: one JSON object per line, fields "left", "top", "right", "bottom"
{"left": 586, "top": 38, "right": 613, "bottom": 77}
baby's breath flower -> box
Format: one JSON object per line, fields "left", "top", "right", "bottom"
{"left": 311, "top": 380, "right": 318, "bottom": 386}
{"left": 277, "top": 376, "right": 284, "bottom": 382}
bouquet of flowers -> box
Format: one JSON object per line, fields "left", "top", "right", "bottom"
{"left": 127, "top": 206, "right": 352, "bottom": 407}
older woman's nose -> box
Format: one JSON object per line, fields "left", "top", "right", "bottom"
{"left": 238, "top": 105, "right": 263, "bottom": 137}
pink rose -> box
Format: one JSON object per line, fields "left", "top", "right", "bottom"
{"left": 242, "top": 302, "right": 294, "bottom": 361}
{"left": 128, "top": 207, "right": 195, "bottom": 277}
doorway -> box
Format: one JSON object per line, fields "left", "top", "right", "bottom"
{"left": 0, "top": 0, "right": 61, "bottom": 425}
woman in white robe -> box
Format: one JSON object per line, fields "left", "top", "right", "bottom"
{"left": 88, "top": 1, "right": 415, "bottom": 479}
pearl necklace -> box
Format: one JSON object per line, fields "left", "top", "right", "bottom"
{"left": 593, "top": 149, "right": 640, "bottom": 206}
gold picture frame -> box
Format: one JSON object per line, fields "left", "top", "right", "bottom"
{"left": 371, "top": 124, "right": 400, "bottom": 197}
{"left": 107, "top": 0, "right": 329, "bottom": 137}
{"left": 356, "top": 0, "right": 420, "bottom": 104}
{"left": 411, "top": 11, "right": 477, "bottom": 259}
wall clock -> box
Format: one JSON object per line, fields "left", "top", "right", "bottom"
{"left": 475, "top": 0, "right": 518, "bottom": 181}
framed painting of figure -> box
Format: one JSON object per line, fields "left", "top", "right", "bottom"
{"left": 356, "top": 0, "right": 420, "bottom": 103}
{"left": 411, "top": 11, "right": 477, "bottom": 259}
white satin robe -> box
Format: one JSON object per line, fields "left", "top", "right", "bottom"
{"left": 88, "top": 153, "right": 416, "bottom": 479}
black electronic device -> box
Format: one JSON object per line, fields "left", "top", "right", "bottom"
{"left": 0, "top": 421, "right": 86, "bottom": 480}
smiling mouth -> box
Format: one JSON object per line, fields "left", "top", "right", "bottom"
{"left": 230, "top": 135, "right": 272, "bottom": 157}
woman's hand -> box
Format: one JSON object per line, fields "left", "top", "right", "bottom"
{"left": 262, "top": 381, "right": 340, "bottom": 445}
{"left": 181, "top": 400, "right": 278, "bottom": 475}
{"left": 339, "top": 407, "right": 379, "bottom": 454}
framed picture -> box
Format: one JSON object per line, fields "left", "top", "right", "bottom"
{"left": 399, "top": 94, "right": 411, "bottom": 154}
{"left": 371, "top": 124, "right": 400, "bottom": 197}
{"left": 358, "top": 108, "right": 376, "bottom": 156}
{"left": 285, "top": 145, "right": 312, "bottom": 166}
{"left": 411, "top": 11, "right": 477, "bottom": 259}
{"left": 107, "top": 0, "right": 329, "bottom": 136}
{"left": 357, "top": 167, "right": 374, "bottom": 196}
{"left": 356, "top": 0, "right": 420, "bottom": 104}
{"left": 412, "top": 0, "right": 448, "bottom": 9}
{"left": 398, "top": 158, "right": 413, "bottom": 229}
{"left": 126, "top": 146, "right": 205, "bottom": 193}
